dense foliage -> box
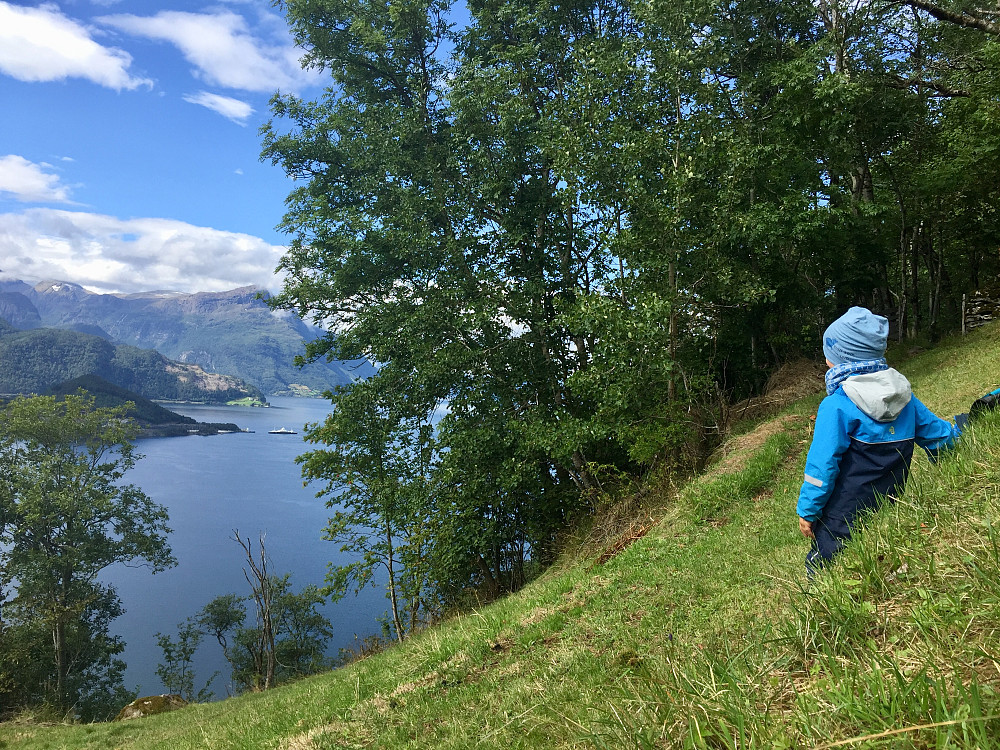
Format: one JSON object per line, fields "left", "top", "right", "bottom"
{"left": 263, "top": 0, "right": 1000, "bottom": 610}
{"left": 0, "top": 395, "right": 175, "bottom": 720}
{"left": 157, "top": 577, "right": 335, "bottom": 699}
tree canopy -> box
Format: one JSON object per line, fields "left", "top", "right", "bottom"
{"left": 0, "top": 394, "right": 175, "bottom": 720}
{"left": 264, "top": 0, "right": 1000, "bottom": 609}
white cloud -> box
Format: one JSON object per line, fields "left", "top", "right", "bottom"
{"left": 183, "top": 91, "right": 254, "bottom": 125}
{"left": 0, "top": 155, "right": 75, "bottom": 204}
{"left": 0, "top": 2, "right": 151, "bottom": 90}
{"left": 0, "top": 208, "right": 286, "bottom": 294}
{"left": 99, "top": 10, "right": 321, "bottom": 93}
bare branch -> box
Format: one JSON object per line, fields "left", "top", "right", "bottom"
{"left": 902, "top": 0, "right": 1000, "bottom": 36}
{"left": 232, "top": 530, "right": 277, "bottom": 690}
{"left": 887, "top": 73, "right": 971, "bottom": 97}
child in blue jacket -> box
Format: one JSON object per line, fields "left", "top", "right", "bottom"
{"left": 796, "top": 307, "right": 961, "bottom": 573}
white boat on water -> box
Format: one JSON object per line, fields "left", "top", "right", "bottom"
{"left": 268, "top": 427, "right": 298, "bottom": 435}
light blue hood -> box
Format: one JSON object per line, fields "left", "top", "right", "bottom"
{"left": 841, "top": 368, "right": 912, "bottom": 423}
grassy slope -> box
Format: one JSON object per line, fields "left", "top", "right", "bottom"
{"left": 4, "top": 326, "right": 1000, "bottom": 749}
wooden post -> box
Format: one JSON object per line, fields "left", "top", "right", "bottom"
{"left": 962, "top": 294, "right": 967, "bottom": 335}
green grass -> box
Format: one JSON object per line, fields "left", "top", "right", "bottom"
{"left": 226, "top": 397, "right": 269, "bottom": 407}
{"left": 4, "top": 324, "right": 1000, "bottom": 749}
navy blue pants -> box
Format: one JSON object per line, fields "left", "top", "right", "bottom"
{"left": 805, "top": 518, "right": 849, "bottom": 576}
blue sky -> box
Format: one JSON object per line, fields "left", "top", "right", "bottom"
{"left": 0, "top": 0, "right": 327, "bottom": 294}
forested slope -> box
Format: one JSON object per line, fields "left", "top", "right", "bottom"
{"left": 44, "top": 375, "right": 243, "bottom": 437}
{"left": 4, "top": 321, "right": 998, "bottom": 748}
{"left": 0, "top": 326, "right": 264, "bottom": 404}
{"left": 45, "top": 375, "right": 197, "bottom": 426}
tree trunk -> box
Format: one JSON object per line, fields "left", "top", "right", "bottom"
{"left": 234, "top": 531, "right": 276, "bottom": 690}
{"left": 54, "top": 562, "right": 73, "bottom": 709}
{"left": 385, "top": 522, "right": 404, "bottom": 642}
{"left": 910, "top": 225, "right": 921, "bottom": 338}
{"left": 902, "top": 0, "right": 1000, "bottom": 37}
{"left": 571, "top": 449, "right": 598, "bottom": 492}
{"left": 474, "top": 554, "right": 500, "bottom": 600}
{"left": 668, "top": 257, "right": 678, "bottom": 403}
{"left": 263, "top": 581, "right": 276, "bottom": 690}
{"left": 53, "top": 619, "right": 66, "bottom": 709}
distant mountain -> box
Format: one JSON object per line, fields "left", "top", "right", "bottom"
{"left": 0, "top": 290, "right": 41, "bottom": 329}
{"left": 45, "top": 375, "right": 243, "bottom": 438}
{"left": 0, "top": 325, "right": 265, "bottom": 404}
{"left": 0, "top": 279, "right": 372, "bottom": 396}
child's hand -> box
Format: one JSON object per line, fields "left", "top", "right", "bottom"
{"left": 799, "top": 517, "right": 814, "bottom": 538}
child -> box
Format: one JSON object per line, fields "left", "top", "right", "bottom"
{"left": 796, "top": 307, "right": 961, "bottom": 572}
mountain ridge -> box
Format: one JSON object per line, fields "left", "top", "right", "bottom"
{"left": 0, "top": 278, "right": 372, "bottom": 395}
{"left": 0, "top": 325, "right": 265, "bottom": 404}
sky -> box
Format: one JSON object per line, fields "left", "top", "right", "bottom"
{"left": 0, "top": 0, "right": 328, "bottom": 295}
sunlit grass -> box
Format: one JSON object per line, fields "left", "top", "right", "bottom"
{"left": 3, "top": 325, "right": 1000, "bottom": 749}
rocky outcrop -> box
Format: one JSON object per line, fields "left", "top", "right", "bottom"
{"left": 166, "top": 362, "right": 252, "bottom": 393}
{"left": 964, "top": 293, "right": 1000, "bottom": 332}
{"left": 114, "top": 694, "right": 188, "bottom": 721}
{"left": 0, "top": 291, "right": 41, "bottom": 329}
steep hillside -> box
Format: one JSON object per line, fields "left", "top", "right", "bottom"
{"left": 0, "top": 327, "right": 264, "bottom": 404}
{"left": 44, "top": 375, "right": 242, "bottom": 437}
{"left": 0, "top": 290, "right": 41, "bottom": 329}
{"left": 4, "top": 325, "right": 1000, "bottom": 748}
{"left": 0, "top": 279, "right": 372, "bottom": 396}
{"left": 46, "top": 374, "right": 197, "bottom": 425}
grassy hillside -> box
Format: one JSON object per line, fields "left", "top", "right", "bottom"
{"left": 4, "top": 326, "right": 1000, "bottom": 748}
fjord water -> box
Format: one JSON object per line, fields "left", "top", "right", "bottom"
{"left": 104, "top": 397, "right": 384, "bottom": 697}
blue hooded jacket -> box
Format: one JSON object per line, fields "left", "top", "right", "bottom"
{"left": 797, "top": 368, "right": 958, "bottom": 563}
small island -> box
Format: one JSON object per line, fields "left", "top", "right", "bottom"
{"left": 227, "top": 396, "right": 270, "bottom": 407}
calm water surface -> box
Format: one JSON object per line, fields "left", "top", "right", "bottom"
{"left": 104, "top": 397, "right": 384, "bottom": 697}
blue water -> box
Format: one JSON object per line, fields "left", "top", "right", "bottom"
{"left": 103, "top": 397, "right": 385, "bottom": 698}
